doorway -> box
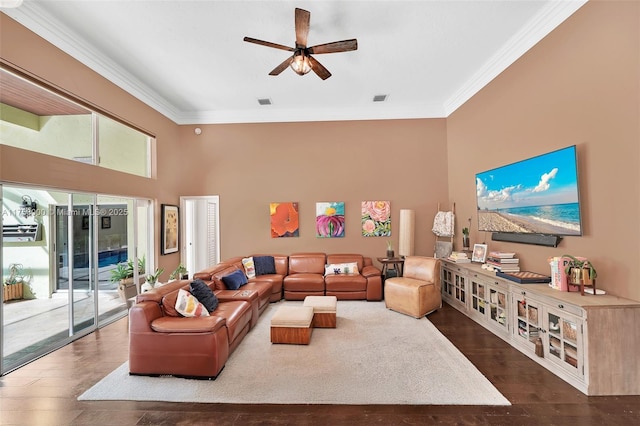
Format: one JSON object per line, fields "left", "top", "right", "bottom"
{"left": 180, "top": 196, "right": 220, "bottom": 277}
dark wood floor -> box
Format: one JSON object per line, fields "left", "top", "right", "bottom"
{"left": 1, "top": 303, "right": 639, "bottom": 426}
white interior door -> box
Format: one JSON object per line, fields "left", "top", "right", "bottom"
{"left": 181, "top": 196, "right": 219, "bottom": 277}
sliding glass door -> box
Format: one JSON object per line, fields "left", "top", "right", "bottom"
{"left": 1, "top": 183, "right": 152, "bottom": 375}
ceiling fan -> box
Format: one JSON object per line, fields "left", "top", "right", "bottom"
{"left": 243, "top": 8, "right": 358, "bottom": 80}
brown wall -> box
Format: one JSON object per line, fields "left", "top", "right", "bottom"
{"left": 447, "top": 1, "right": 640, "bottom": 301}
{"left": 180, "top": 119, "right": 449, "bottom": 261}
{"left": 2, "top": 1, "right": 639, "bottom": 301}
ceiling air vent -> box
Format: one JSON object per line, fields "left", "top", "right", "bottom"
{"left": 257, "top": 98, "right": 272, "bottom": 106}
{"left": 373, "top": 94, "right": 388, "bottom": 102}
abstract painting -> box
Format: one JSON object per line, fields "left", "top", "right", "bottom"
{"left": 316, "top": 202, "right": 345, "bottom": 238}
{"left": 361, "top": 201, "right": 391, "bottom": 237}
{"left": 270, "top": 202, "right": 299, "bottom": 238}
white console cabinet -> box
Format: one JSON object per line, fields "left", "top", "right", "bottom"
{"left": 441, "top": 260, "right": 640, "bottom": 396}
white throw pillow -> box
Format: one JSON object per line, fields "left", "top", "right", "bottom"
{"left": 324, "top": 262, "right": 359, "bottom": 276}
{"left": 175, "top": 289, "right": 210, "bottom": 317}
{"left": 242, "top": 257, "right": 256, "bottom": 279}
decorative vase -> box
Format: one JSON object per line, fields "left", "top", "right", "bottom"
{"left": 386, "top": 250, "right": 395, "bottom": 259}
{"left": 569, "top": 268, "right": 583, "bottom": 285}
{"left": 462, "top": 235, "right": 470, "bottom": 250}
{"left": 141, "top": 282, "right": 154, "bottom": 293}
{"left": 581, "top": 268, "right": 594, "bottom": 286}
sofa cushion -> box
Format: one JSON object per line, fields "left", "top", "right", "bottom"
{"left": 242, "top": 257, "right": 256, "bottom": 279}
{"left": 190, "top": 279, "right": 219, "bottom": 312}
{"left": 324, "top": 262, "right": 359, "bottom": 276}
{"left": 324, "top": 274, "right": 367, "bottom": 292}
{"left": 222, "top": 269, "right": 248, "bottom": 290}
{"left": 175, "top": 289, "right": 210, "bottom": 317}
{"left": 254, "top": 255, "right": 276, "bottom": 276}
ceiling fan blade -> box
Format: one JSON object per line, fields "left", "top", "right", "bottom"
{"left": 308, "top": 39, "right": 358, "bottom": 54}
{"left": 308, "top": 55, "right": 331, "bottom": 80}
{"left": 243, "top": 37, "right": 294, "bottom": 52}
{"left": 269, "top": 56, "right": 294, "bottom": 76}
{"left": 295, "top": 8, "right": 310, "bottom": 47}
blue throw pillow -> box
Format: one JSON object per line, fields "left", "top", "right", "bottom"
{"left": 189, "top": 279, "right": 218, "bottom": 312}
{"left": 221, "top": 269, "right": 248, "bottom": 290}
{"left": 254, "top": 255, "right": 276, "bottom": 276}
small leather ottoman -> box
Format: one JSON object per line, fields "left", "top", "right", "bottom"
{"left": 270, "top": 305, "right": 314, "bottom": 344}
{"left": 303, "top": 295, "right": 337, "bottom": 328}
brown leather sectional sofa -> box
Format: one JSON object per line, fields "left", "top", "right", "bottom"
{"left": 128, "top": 252, "right": 382, "bottom": 379}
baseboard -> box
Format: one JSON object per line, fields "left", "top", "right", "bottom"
{"left": 491, "top": 232, "right": 562, "bottom": 247}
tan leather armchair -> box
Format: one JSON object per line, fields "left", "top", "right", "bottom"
{"left": 384, "top": 256, "right": 442, "bottom": 318}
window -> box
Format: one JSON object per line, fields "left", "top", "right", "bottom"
{"left": 0, "top": 67, "right": 153, "bottom": 178}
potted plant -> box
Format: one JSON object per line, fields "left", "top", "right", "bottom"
{"left": 3, "top": 263, "right": 32, "bottom": 302}
{"left": 111, "top": 256, "right": 145, "bottom": 302}
{"left": 141, "top": 267, "right": 165, "bottom": 293}
{"left": 169, "top": 263, "right": 189, "bottom": 281}
{"left": 146, "top": 267, "right": 164, "bottom": 286}
{"left": 462, "top": 227, "right": 470, "bottom": 250}
{"left": 563, "top": 255, "right": 597, "bottom": 285}
{"left": 386, "top": 241, "right": 394, "bottom": 259}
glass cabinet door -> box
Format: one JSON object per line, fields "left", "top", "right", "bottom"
{"left": 546, "top": 309, "right": 582, "bottom": 377}
{"left": 513, "top": 292, "right": 542, "bottom": 349}
{"left": 471, "top": 279, "right": 486, "bottom": 316}
{"left": 488, "top": 285, "right": 508, "bottom": 331}
{"left": 442, "top": 268, "right": 453, "bottom": 297}
{"left": 454, "top": 273, "right": 466, "bottom": 305}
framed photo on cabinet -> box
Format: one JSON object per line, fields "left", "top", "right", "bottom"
{"left": 472, "top": 244, "right": 488, "bottom": 263}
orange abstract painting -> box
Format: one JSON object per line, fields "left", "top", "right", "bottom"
{"left": 270, "top": 202, "right": 299, "bottom": 238}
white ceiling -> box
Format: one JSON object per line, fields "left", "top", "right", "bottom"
{"left": 3, "top": 1, "right": 587, "bottom": 125}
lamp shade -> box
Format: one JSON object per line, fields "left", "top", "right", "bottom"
{"left": 398, "top": 209, "right": 415, "bottom": 257}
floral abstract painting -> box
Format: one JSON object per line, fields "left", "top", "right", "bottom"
{"left": 361, "top": 201, "right": 391, "bottom": 237}
{"left": 316, "top": 202, "right": 345, "bottom": 238}
{"left": 270, "top": 202, "right": 299, "bottom": 238}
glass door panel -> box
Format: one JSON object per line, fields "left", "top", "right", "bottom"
{"left": 547, "top": 310, "right": 581, "bottom": 375}
{"left": 488, "top": 286, "right": 507, "bottom": 329}
{"left": 454, "top": 274, "right": 466, "bottom": 304}
{"left": 471, "top": 279, "right": 485, "bottom": 315}
{"left": 70, "top": 194, "right": 96, "bottom": 335}
{"left": 442, "top": 268, "right": 453, "bottom": 297}
{"left": 514, "top": 293, "right": 541, "bottom": 348}
{"left": 2, "top": 186, "right": 73, "bottom": 373}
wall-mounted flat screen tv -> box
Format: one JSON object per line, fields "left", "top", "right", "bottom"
{"left": 475, "top": 145, "right": 582, "bottom": 236}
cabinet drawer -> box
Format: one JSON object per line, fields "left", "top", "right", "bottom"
{"left": 550, "top": 301, "right": 583, "bottom": 317}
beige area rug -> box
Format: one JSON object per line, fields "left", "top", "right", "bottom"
{"left": 78, "top": 301, "right": 510, "bottom": 405}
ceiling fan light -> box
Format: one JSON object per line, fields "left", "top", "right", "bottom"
{"left": 290, "top": 53, "right": 312, "bottom": 75}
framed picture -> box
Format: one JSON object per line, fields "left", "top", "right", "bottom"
{"left": 161, "top": 204, "right": 179, "bottom": 255}
{"left": 472, "top": 244, "right": 488, "bottom": 263}
{"left": 270, "top": 202, "right": 299, "bottom": 238}
{"left": 316, "top": 202, "right": 345, "bottom": 238}
{"left": 101, "top": 216, "right": 111, "bottom": 229}
{"left": 81, "top": 215, "right": 89, "bottom": 230}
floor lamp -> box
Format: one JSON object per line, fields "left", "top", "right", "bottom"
{"left": 398, "top": 209, "right": 415, "bottom": 258}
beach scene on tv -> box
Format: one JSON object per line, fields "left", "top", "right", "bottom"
{"left": 476, "top": 146, "right": 582, "bottom": 236}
